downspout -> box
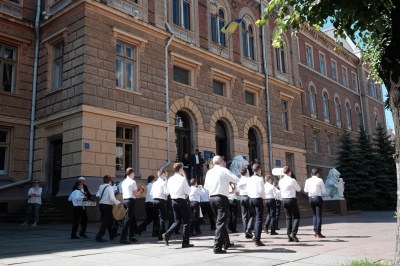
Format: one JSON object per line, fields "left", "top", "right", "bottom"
{"left": 0, "top": 0, "right": 40, "bottom": 190}
{"left": 159, "top": 0, "right": 175, "bottom": 170}
{"left": 356, "top": 57, "right": 366, "bottom": 130}
{"left": 260, "top": 1, "right": 274, "bottom": 173}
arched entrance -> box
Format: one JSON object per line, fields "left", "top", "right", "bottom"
{"left": 175, "top": 111, "right": 192, "bottom": 162}
{"left": 248, "top": 128, "right": 259, "bottom": 163}
{"left": 215, "top": 120, "right": 229, "bottom": 160}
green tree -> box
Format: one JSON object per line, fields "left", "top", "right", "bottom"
{"left": 257, "top": 1, "right": 400, "bottom": 262}
{"left": 336, "top": 131, "right": 359, "bottom": 209}
{"left": 373, "top": 124, "right": 397, "bottom": 209}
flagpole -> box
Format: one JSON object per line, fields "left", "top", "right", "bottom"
{"left": 219, "top": 13, "right": 248, "bottom": 54}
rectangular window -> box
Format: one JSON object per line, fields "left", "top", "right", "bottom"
{"left": 331, "top": 60, "right": 337, "bottom": 81}
{"left": 173, "top": 66, "right": 189, "bottom": 85}
{"left": 305, "top": 45, "right": 313, "bottom": 68}
{"left": 351, "top": 72, "right": 357, "bottom": 90}
{"left": 116, "top": 42, "right": 136, "bottom": 91}
{"left": 116, "top": 126, "right": 136, "bottom": 172}
{"left": 173, "top": 0, "right": 191, "bottom": 30}
{"left": 213, "top": 80, "right": 224, "bottom": 96}
{"left": 327, "top": 135, "right": 332, "bottom": 157}
{"left": 319, "top": 53, "right": 326, "bottom": 75}
{"left": 0, "top": 44, "right": 17, "bottom": 92}
{"left": 281, "top": 100, "right": 289, "bottom": 131}
{"left": 245, "top": 91, "right": 255, "bottom": 105}
{"left": 53, "top": 42, "right": 63, "bottom": 90}
{"left": 275, "top": 48, "right": 286, "bottom": 73}
{"left": 342, "top": 67, "right": 348, "bottom": 87}
{"left": 0, "top": 130, "right": 9, "bottom": 175}
{"left": 313, "top": 131, "right": 319, "bottom": 154}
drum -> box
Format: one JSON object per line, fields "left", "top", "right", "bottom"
{"left": 112, "top": 203, "right": 126, "bottom": 220}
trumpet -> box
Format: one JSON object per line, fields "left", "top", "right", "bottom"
{"left": 229, "top": 183, "right": 236, "bottom": 194}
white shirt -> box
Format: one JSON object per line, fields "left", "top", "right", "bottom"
{"left": 246, "top": 174, "right": 265, "bottom": 199}
{"left": 304, "top": 175, "right": 326, "bottom": 197}
{"left": 27, "top": 187, "right": 42, "bottom": 204}
{"left": 68, "top": 190, "right": 85, "bottom": 206}
{"left": 204, "top": 165, "right": 240, "bottom": 197}
{"left": 167, "top": 173, "right": 190, "bottom": 199}
{"left": 96, "top": 184, "right": 120, "bottom": 205}
{"left": 200, "top": 189, "right": 210, "bottom": 202}
{"left": 151, "top": 178, "right": 169, "bottom": 200}
{"left": 279, "top": 175, "right": 301, "bottom": 198}
{"left": 195, "top": 154, "right": 199, "bottom": 164}
{"left": 264, "top": 182, "right": 277, "bottom": 199}
{"left": 189, "top": 186, "right": 205, "bottom": 202}
{"left": 121, "top": 177, "right": 138, "bottom": 199}
{"left": 275, "top": 189, "right": 282, "bottom": 201}
{"left": 118, "top": 180, "right": 124, "bottom": 194}
{"left": 145, "top": 183, "right": 153, "bottom": 203}
{"left": 237, "top": 175, "right": 249, "bottom": 196}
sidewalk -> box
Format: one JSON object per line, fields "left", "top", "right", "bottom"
{"left": 0, "top": 211, "right": 396, "bottom": 266}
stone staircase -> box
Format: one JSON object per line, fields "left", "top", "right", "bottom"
{"left": 0, "top": 198, "right": 68, "bottom": 224}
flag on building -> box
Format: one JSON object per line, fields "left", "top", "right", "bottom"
{"left": 221, "top": 18, "right": 243, "bottom": 33}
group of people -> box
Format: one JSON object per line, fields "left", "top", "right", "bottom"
{"left": 21, "top": 153, "right": 327, "bottom": 254}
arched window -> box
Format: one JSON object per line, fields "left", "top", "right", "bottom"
{"left": 211, "top": 8, "right": 226, "bottom": 46}
{"left": 242, "top": 21, "right": 254, "bottom": 60}
{"left": 216, "top": 121, "right": 229, "bottom": 160}
{"left": 275, "top": 47, "right": 286, "bottom": 73}
{"left": 374, "top": 111, "right": 379, "bottom": 129}
{"left": 345, "top": 102, "right": 352, "bottom": 128}
{"left": 323, "top": 92, "right": 329, "bottom": 118}
{"left": 308, "top": 87, "right": 316, "bottom": 114}
{"left": 175, "top": 111, "right": 192, "bottom": 162}
{"left": 355, "top": 107, "right": 362, "bottom": 130}
{"left": 248, "top": 128, "right": 259, "bottom": 163}
{"left": 334, "top": 97, "right": 341, "bottom": 125}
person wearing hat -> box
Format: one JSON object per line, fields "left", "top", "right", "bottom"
{"left": 20, "top": 180, "right": 42, "bottom": 227}
{"left": 72, "top": 177, "right": 92, "bottom": 201}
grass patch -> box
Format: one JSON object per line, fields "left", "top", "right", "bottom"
{"left": 341, "top": 259, "right": 392, "bottom": 266}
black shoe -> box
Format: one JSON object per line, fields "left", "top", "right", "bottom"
{"left": 129, "top": 237, "right": 138, "bottom": 242}
{"left": 290, "top": 235, "right": 299, "bottom": 242}
{"left": 231, "top": 230, "right": 238, "bottom": 233}
{"left": 270, "top": 232, "right": 279, "bottom": 235}
{"left": 120, "top": 239, "right": 132, "bottom": 244}
{"left": 152, "top": 232, "right": 158, "bottom": 237}
{"left": 288, "top": 237, "right": 294, "bottom": 242}
{"left": 245, "top": 232, "right": 253, "bottom": 239}
{"left": 95, "top": 238, "right": 107, "bottom": 243}
{"left": 213, "top": 249, "right": 227, "bottom": 254}
{"left": 110, "top": 234, "right": 118, "bottom": 240}
{"left": 162, "top": 233, "right": 169, "bottom": 246}
{"left": 182, "top": 243, "right": 194, "bottom": 248}
{"left": 276, "top": 227, "right": 280, "bottom": 230}
{"left": 80, "top": 234, "right": 89, "bottom": 239}
{"left": 224, "top": 242, "right": 234, "bottom": 250}
{"left": 136, "top": 229, "right": 142, "bottom": 236}
{"left": 190, "top": 233, "right": 196, "bottom": 237}
{"left": 175, "top": 231, "right": 181, "bottom": 235}
{"left": 158, "top": 236, "right": 163, "bottom": 241}
{"left": 255, "top": 241, "right": 265, "bottom": 246}
{"left": 71, "top": 235, "right": 80, "bottom": 239}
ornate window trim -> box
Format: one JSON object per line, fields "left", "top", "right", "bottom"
{"left": 210, "top": 68, "right": 235, "bottom": 99}
{"left": 170, "top": 52, "right": 202, "bottom": 89}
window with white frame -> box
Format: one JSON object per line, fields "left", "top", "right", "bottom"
{"left": 308, "top": 87, "right": 316, "bottom": 115}
{"left": 275, "top": 48, "right": 286, "bottom": 73}
{"left": 319, "top": 53, "right": 326, "bottom": 75}
{"left": 53, "top": 42, "right": 63, "bottom": 90}
{"left": 116, "top": 125, "right": 137, "bottom": 172}
{"left": 331, "top": 60, "right": 337, "bottom": 81}
{"left": 342, "top": 67, "right": 348, "bottom": 87}
{"left": 345, "top": 102, "right": 352, "bottom": 128}
{"left": 334, "top": 97, "right": 341, "bottom": 125}
{"left": 351, "top": 72, "right": 357, "bottom": 90}
{"left": 0, "top": 44, "right": 17, "bottom": 93}
{"left": 305, "top": 44, "right": 313, "bottom": 68}
{"left": 323, "top": 92, "right": 329, "bottom": 118}
{"left": 313, "top": 131, "right": 319, "bottom": 154}
{"left": 211, "top": 8, "right": 226, "bottom": 46}
{"left": 327, "top": 135, "right": 332, "bottom": 157}
{"left": 242, "top": 21, "right": 254, "bottom": 60}
{"left": 116, "top": 42, "right": 136, "bottom": 91}
{"left": 0, "top": 130, "right": 9, "bottom": 175}
{"left": 173, "top": 0, "right": 191, "bottom": 30}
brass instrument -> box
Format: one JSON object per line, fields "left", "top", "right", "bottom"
{"left": 229, "top": 182, "right": 236, "bottom": 194}
{"left": 136, "top": 182, "right": 147, "bottom": 198}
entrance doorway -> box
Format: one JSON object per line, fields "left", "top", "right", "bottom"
{"left": 215, "top": 121, "right": 229, "bottom": 160}
{"left": 47, "top": 138, "right": 63, "bottom": 197}
{"left": 175, "top": 111, "right": 192, "bottom": 162}
{"left": 248, "top": 128, "right": 259, "bottom": 163}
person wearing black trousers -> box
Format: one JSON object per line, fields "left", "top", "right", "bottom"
{"left": 199, "top": 189, "right": 216, "bottom": 231}
{"left": 68, "top": 181, "right": 88, "bottom": 239}
{"left": 264, "top": 175, "right": 278, "bottom": 235}
{"left": 151, "top": 169, "right": 169, "bottom": 240}
{"left": 237, "top": 167, "right": 255, "bottom": 239}
{"left": 274, "top": 180, "right": 282, "bottom": 230}
{"left": 138, "top": 175, "right": 159, "bottom": 236}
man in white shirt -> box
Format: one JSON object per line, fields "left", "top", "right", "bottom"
{"left": 190, "top": 149, "right": 201, "bottom": 184}
{"left": 237, "top": 167, "right": 254, "bottom": 239}
{"left": 162, "top": 163, "right": 193, "bottom": 248}
{"left": 199, "top": 188, "right": 216, "bottom": 231}
{"left": 279, "top": 165, "right": 301, "bottom": 242}
{"left": 189, "top": 179, "right": 205, "bottom": 236}
{"left": 138, "top": 175, "right": 158, "bottom": 237}
{"left": 304, "top": 168, "right": 326, "bottom": 238}
{"left": 120, "top": 167, "right": 143, "bottom": 244}
{"left": 151, "top": 169, "right": 169, "bottom": 241}
{"left": 95, "top": 175, "right": 121, "bottom": 242}
{"left": 247, "top": 164, "right": 266, "bottom": 246}
{"left": 264, "top": 175, "right": 278, "bottom": 236}
{"left": 204, "top": 155, "right": 240, "bottom": 254}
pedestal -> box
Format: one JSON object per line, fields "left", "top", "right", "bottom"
{"left": 324, "top": 198, "right": 347, "bottom": 215}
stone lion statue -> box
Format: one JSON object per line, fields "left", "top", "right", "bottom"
{"left": 323, "top": 168, "right": 344, "bottom": 199}
{"left": 229, "top": 155, "right": 249, "bottom": 177}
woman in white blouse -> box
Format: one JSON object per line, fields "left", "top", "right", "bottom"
{"left": 20, "top": 180, "right": 42, "bottom": 227}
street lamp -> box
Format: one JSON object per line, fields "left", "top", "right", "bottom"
{"left": 174, "top": 114, "right": 183, "bottom": 127}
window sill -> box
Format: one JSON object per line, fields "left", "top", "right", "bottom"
{"left": 171, "top": 81, "right": 197, "bottom": 90}
{"left": 115, "top": 87, "right": 142, "bottom": 95}
{"left": 210, "top": 43, "right": 229, "bottom": 59}
{"left": 213, "top": 93, "right": 231, "bottom": 101}
{"left": 281, "top": 129, "right": 294, "bottom": 134}
{"left": 45, "top": 87, "right": 64, "bottom": 96}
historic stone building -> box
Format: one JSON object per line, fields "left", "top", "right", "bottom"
{"left": 0, "top": 0, "right": 385, "bottom": 216}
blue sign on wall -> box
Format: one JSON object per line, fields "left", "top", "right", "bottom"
{"left": 84, "top": 142, "right": 90, "bottom": 150}
{"left": 203, "top": 150, "right": 212, "bottom": 163}
{"left": 275, "top": 160, "right": 281, "bottom": 167}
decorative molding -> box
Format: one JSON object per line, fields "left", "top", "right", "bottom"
{"left": 112, "top": 27, "right": 147, "bottom": 54}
